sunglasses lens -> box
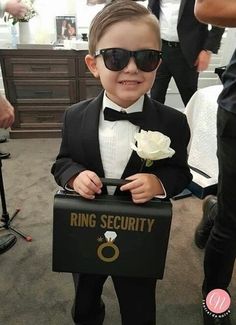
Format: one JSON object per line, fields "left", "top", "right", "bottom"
{"left": 136, "top": 50, "right": 161, "bottom": 72}
{"left": 103, "top": 49, "right": 129, "bottom": 71}
{"left": 99, "top": 49, "right": 161, "bottom": 72}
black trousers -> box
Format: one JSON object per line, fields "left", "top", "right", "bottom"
{"left": 72, "top": 273, "right": 157, "bottom": 325}
{"left": 150, "top": 42, "right": 198, "bottom": 106}
{"left": 203, "top": 108, "right": 236, "bottom": 296}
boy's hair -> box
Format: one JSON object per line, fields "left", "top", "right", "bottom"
{"left": 88, "top": 0, "right": 161, "bottom": 55}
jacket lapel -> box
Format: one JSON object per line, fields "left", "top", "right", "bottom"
{"left": 81, "top": 92, "right": 105, "bottom": 179}
{"left": 178, "top": 0, "right": 187, "bottom": 23}
{"left": 116, "top": 95, "right": 159, "bottom": 194}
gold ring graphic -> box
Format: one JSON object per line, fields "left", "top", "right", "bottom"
{"left": 97, "top": 240, "right": 119, "bottom": 262}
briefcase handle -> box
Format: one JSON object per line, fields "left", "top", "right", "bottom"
{"left": 100, "top": 178, "right": 131, "bottom": 187}
{"left": 63, "top": 178, "right": 130, "bottom": 196}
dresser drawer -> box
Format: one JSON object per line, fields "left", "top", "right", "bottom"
{"left": 7, "top": 80, "right": 77, "bottom": 104}
{"left": 0, "top": 48, "right": 102, "bottom": 138}
{"left": 4, "top": 57, "right": 76, "bottom": 78}
{"left": 79, "top": 79, "right": 103, "bottom": 100}
{"left": 14, "top": 105, "right": 66, "bottom": 129}
{"left": 78, "top": 56, "right": 94, "bottom": 78}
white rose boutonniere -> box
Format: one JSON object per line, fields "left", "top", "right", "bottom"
{"left": 131, "top": 130, "right": 175, "bottom": 168}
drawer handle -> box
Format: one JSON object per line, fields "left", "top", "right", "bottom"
{"left": 34, "top": 90, "right": 53, "bottom": 96}
{"left": 31, "top": 66, "right": 51, "bottom": 71}
{"left": 36, "top": 115, "right": 54, "bottom": 121}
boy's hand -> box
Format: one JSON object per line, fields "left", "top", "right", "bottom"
{"left": 70, "top": 170, "right": 102, "bottom": 199}
{"left": 120, "top": 173, "right": 164, "bottom": 204}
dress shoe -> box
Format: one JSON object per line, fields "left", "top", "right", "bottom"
{"left": 0, "top": 151, "right": 10, "bottom": 159}
{"left": 0, "top": 233, "right": 17, "bottom": 254}
{"left": 194, "top": 195, "right": 217, "bottom": 249}
{"left": 0, "top": 136, "right": 7, "bottom": 143}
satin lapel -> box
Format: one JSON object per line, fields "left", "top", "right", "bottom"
{"left": 178, "top": 0, "right": 187, "bottom": 23}
{"left": 81, "top": 92, "right": 105, "bottom": 178}
{"left": 119, "top": 95, "right": 158, "bottom": 181}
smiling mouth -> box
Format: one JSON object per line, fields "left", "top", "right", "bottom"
{"left": 119, "top": 80, "right": 141, "bottom": 85}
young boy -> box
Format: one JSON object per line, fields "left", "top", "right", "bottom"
{"left": 51, "top": 1, "right": 192, "bottom": 324}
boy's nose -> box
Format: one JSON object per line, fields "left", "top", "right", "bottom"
{"left": 123, "top": 57, "right": 138, "bottom": 73}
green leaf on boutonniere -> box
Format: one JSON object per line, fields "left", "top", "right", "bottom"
{"left": 145, "top": 159, "right": 153, "bottom": 167}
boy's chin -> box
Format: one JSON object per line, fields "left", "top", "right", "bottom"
{"left": 107, "top": 89, "right": 146, "bottom": 106}
{"left": 115, "top": 97, "right": 141, "bottom": 108}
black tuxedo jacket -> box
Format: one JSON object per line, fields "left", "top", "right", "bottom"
{"left": 148, "top": 0, "right": 225, "bottom": 67}
{"left": 51, "top": 92, "right": 192, "bottom": 199}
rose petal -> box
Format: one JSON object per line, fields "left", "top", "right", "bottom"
{"left": 131, "top": 130, "right": 175, "bottom": 161}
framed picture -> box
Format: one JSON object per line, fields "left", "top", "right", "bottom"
{"left": 56, "top": 16, "right": 77, "bottom": 44}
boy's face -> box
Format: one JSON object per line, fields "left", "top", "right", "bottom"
{"left": 85, "top": 20, "right": 161, "bottom": 108}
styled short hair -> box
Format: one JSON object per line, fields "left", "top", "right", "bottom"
{"left": 88, "top": 0, "right": 161, "bottom": 55}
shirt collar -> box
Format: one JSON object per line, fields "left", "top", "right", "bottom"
{"left": 102, "top": 92, "right": 144, "bottom": 114}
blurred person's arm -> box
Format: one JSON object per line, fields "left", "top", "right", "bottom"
{"left": 0, "top": 0, "right": 27, "bottom": 18}
{"left": 195, "top": 0, "right": 236, "bottom": 27}
{"left": 0, "top": 96, "right": 15, "bottom": 129}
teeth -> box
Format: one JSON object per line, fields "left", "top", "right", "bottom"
{"left": 121, "top": 81, "right": 137, "bottom": 85}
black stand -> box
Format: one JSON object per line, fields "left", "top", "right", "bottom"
{"left": 0, "top": 159, "right": 32, "bottom": 242}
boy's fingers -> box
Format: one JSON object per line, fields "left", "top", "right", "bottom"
{"left": 120, "top": 178, "right": 142, "bottom": 191}
{"left": 88, "top": 172, "right": 103, "bottom": 188}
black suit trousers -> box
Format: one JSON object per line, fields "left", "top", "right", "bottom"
{"left": 150, "top": 42, "right": 198, "bottom": 106}
{"left": 203, "top": 108, "right": 236, "bottom": 296}
{"left": 72, "top": 273, "right": 157, "bottom": 325}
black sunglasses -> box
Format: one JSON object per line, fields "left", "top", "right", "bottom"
{"left": 94, "top": 48, "right": 162, "bottom": 72}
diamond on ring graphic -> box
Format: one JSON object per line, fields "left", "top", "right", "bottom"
{"left": 105, "top": 231, "right": 117, "bottom": 242}
{"left": 97, "top": 231, "right": 119, "bottom": 262}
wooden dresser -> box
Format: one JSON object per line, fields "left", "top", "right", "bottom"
{"left": 0, "top": 49, "right": 102, "bottom": 138}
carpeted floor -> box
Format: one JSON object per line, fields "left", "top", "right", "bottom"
{"left": 0, "top": 138, "right": 235, "bottom": 325}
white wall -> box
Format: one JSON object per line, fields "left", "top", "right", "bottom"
{"left": 1, "top": 0, "right": 94, "bottom": 44}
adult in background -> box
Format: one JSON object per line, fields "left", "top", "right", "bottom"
{"left": 0, "top": 0, "right": 27, "bottom": 158}
{"left": 194, "top": 0, "right": 236, "bottom": 324}
{"left": 0, "top": 0, "right": 27, "bottom": 251}
{"left": 148, "top": 0, "right": 224, "bottom": 106}
{"left": 0, "top": 95, "right": 16, "bottom": 253}
{"left": 0, "top": 96, "right": 16, "bottom": 253}
{"left": 0, "top": 96, "right": 14, "bottom": 158}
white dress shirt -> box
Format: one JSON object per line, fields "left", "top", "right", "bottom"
{"left": 100, "top": 93, "right": 166, "bottom": 197}
{"left": 159, "top": 0, "right": 181, "bottom": 42}
{"left": 99, "top": 93, "right": 143, "bottom": 194}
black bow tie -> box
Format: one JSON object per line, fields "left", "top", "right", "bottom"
{"left": 104, "top": 107, "right": 144, "bottom": 126}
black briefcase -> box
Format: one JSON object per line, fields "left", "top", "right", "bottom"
{"left": 52, "top": 179, "right": 172, "bottom": 278}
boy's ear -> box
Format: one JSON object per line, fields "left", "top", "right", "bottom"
{"left": 85, "top": 54, "right": 99, "bottom": 78}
